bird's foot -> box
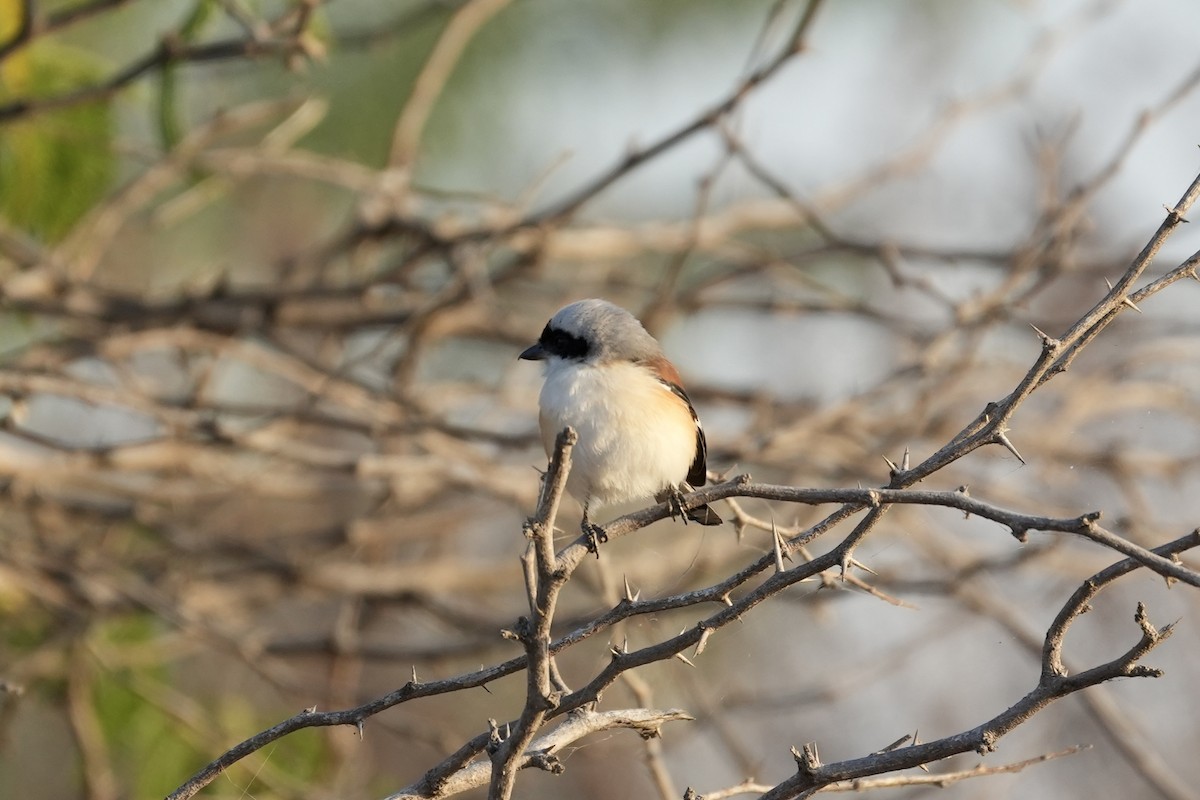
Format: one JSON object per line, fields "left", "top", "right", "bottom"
{"left": 664, "top": 486, "right": 689, "bottom": 525}
{"left": 582, "top": 519, "right": 608, "bottom": 556}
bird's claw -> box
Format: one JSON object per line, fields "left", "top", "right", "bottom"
{"left": 665, "top": 486, "right": 689, "bottom": 525}
{"left": 582, "top": 520, "right": 608, "bottom": 556}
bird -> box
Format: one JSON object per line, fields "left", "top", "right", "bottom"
{"left": 519, "top": 299, "right": 722, "bottom": 550}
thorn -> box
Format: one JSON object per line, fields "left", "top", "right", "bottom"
{"left": 875, "top": 734, "right": 911, "bottom": 754}
{"left": 902, "top": 446, "right": 910, "bottom": 470}
{"left": 356, "top": 719, "right": 364, "bottom": 739}
{"left": 720, "top": 593, "right": 733, "bottom": 607}
{"left": 882, "top": 455, "right": 898, "bottom": 473}
{"left": 849, "top": 556, "right": 878, "bottom": 576}
{"left": 623, "top": 574, "right": 640, "bottom": 602}
{"left": 609, "top": 636, "right": 629, "bottom": 658}
{"left": 675, "top": 652, "right": 697, "bottom": 668}
{"left": 1106, "top": 277, "right": 1143, "bottom": 311}
{"left": 772, "top": 518, "right": 787, "bottom": 573}
{"left": 1164, "top": 553, "right": 1181, "bottom": 588}
{"left": 995, "top": 431, "right": 1026, "bottom": 465}
{"left": 914, "top": 729, "right": 929, "bottom": 771}
{"left": 1029, "top": 323, "right": 1059, "bottom": 347}
{"left": 695, "top": 626, "right": 712, "bottom": 657}
{"left": 411, "top": 665, "right": 419, "bottom": 683}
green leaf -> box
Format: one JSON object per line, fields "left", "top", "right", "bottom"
{"left": 0, "top": 40, "right": 115, "bottom": 241}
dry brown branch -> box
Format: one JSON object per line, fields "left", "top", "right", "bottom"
{"left": 5, "top": 3, "right": 1200, "bottom": 799}
{"left": 755, "top": 537, "right": 1191, "bottom": 799}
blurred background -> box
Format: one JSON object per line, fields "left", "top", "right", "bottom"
{"left": 2, "top": 0, "right": 1200, "bottom": 798}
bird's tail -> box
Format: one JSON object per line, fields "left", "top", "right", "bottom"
{"left": 686, "top": 503, "right": 723, "bottom": 526}
{"left": 662, "top": 484, "right": 723, "bottom": 526}
{"left": 657, "top": 484, "right": 720, "bottom": 527}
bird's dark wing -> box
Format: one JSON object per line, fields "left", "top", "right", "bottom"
{"left": 641, "top": 354, "right": 712, "bottom": 489}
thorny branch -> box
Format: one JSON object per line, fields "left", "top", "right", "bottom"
{"left": 755, "top": 536, "right": 1191, "bottom": 800}
{"left": 4, "top": 1, "right": 1200, "bottom": 799}
{"left": 160, "top": 155, "right": 1200, "bottom": 794}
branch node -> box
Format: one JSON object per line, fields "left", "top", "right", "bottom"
{"left": 522, "top": 518, "right": 539, "bottom": 540}
{"left": 527, "top": 751, "right": 565, "bottom": 774}
{"left": 791, "top": 742, "right": 822, "bottom": 775}
{"left": 1127, "top": 664, "right": 1164, "bottom": 679}
{"left": 486, "top": 718, "right": 505, "bottom": 754}
{"left": 976, "top": 731, "right": 998, "bottom": 755}
{"left": 1133, "top": 602, "right": 1158, "bottom": 639}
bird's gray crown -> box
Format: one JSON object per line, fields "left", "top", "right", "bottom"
{"left": 541, "top": 299, "right": 662, "bottom": 363}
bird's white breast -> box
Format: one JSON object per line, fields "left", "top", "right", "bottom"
{"left": 538, "top": 360, "right": 696, "bottom": 510}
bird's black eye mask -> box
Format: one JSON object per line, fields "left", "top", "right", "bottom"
{"left": 540, "top": 324, "right": 590, "bottom": 360}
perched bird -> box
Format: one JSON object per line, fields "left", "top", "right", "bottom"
{"left": 519, "top": 299, "right": 722, "bottom": 549}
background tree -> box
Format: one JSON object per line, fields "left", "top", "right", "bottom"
{"left": 1, "top": 1, "right": 1199, "bottom": 799}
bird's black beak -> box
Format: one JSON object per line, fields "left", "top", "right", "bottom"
{"left": 519, "top": 343, "right": 548, "bottom": 361}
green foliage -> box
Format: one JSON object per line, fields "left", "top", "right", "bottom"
{"left": 0, "top": 41, "right": 115, "bottom": 241}
{"left": 86, "top": 614, "right": 333, "bottom": 798}
{"left": 87, "top": 616, "right": 183, "bottom": 796}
